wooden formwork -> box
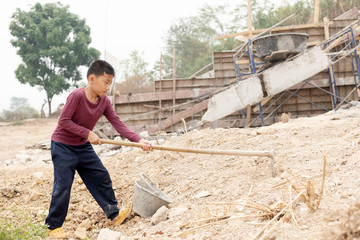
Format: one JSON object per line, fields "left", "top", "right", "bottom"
{"left": 100, "top": 18, "right": 360, "bottom": 136}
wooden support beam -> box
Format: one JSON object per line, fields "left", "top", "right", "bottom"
{"left": 324, "top": 17, "right": 330, "bottom": 40}
{"left": 253, "top": 96, "right": 274, "bottom": 112}
{"left": 172, "top": 47, "right": 176, "bottom": 130}
{"left": 115, "top": 89, "right": 213, "bottom": 104}
{"left": 307, "top": 40, "right": 322, "bottom": 46}
{"left": 314, "top": 0, "right": 320, "bottom": 24}
{"left": 155, "top": 99, "right": 209, "bottom": 133}
{"left": 247, "top": 0, "right": 253, "bottom": 38}
{"left": 236, "top": 58, "right": 263, "bottom": 65}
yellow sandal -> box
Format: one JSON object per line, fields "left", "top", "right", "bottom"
{"left": 113, "top": 202, "right": 132, "bottom": 226}
{"left": 48, "top": 227, "right": 69, "bottom": 239}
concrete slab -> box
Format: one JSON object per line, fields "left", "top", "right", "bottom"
{"left": 263, "top": 46, "right": 330, "bottom": 96}
{"left": 202, "top": 76, "right": 263, "bottom": 122}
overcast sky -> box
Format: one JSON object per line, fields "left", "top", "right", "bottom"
{"left": 1, "top": 0, "right": 284, "bottom": 114}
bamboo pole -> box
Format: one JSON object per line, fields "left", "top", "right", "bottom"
{"left": 245, "top": 0, "right": 253, "bottom": 128}
{"left": 159, "top": 53, "right": 163, "bottom": 129}
{"left": 324, "top": 17, "right": 330, "bottom": 40}
{"left": 314, "top": 0, "right": 320, "bottom": 24}
{"left": 172, "top": 47, "right": 176, "bottom": 132}
{"left": 100, "top": 139, "right": 275, "bottom": 159}
{"left": 247, "top": 0, "right": 253, "bottom": 38}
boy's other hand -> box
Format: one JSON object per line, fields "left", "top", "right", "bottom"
{"left": 87, "top": 131, "right": 101, "bottom": 145}
{"left": 139, "top": 139, "right": 152, "bottom": 152}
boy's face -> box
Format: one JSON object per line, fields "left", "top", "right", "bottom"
{"left": 88, "top": 72, "right": 114, "bottom": 96}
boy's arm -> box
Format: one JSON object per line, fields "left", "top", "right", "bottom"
{"left": 103, "top": 98, "right": 152, "bottom": 151}
{"left": 103, "top": 100, "right": 142, "bottom": 143}
{"left": 58, "top": 93, "right": 90, "bottom": 140}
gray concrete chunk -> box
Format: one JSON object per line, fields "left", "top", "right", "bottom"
{"left": 263, "top": 46, "right": 329, "bottom": 96}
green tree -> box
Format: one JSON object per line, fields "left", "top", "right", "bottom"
{"left": 160, "top": 3, "right": 241, "bottom": 79}
{"left": 252, "top": 0, "right": 313, "bottom": 29}
{"left": 9, "top": 2, "right": 100, "bottom": 115}
{"left": 1, "top": 97, "right": 39, "bottom": 121}
{"left": 119, "top": 50, "right": 153, "bottom": 81}
{"left": 117, "top": 50, "right": 154, "bottom": 94}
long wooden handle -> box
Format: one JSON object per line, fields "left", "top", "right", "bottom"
{"left": 100, "top": 139, "right": 275, "bottom": 159}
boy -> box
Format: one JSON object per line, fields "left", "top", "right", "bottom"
{"left": 45, "top": 60, "right": 152, "bottom": 238}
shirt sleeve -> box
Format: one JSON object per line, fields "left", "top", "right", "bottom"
{"left": 103, "top": 98, "right": 142, "bottom": 143}
{"left": 57, "top": 92, "right": 90, "bottom": 139}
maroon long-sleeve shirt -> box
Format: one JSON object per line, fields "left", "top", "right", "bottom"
{"left": 51, "top": 87, "right": 141, "bottom": 146}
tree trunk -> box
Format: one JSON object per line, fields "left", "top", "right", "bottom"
{"left": 47, "top": 98, "right": 52, "bottom": 117}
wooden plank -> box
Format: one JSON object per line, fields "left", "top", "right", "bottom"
{"left": 115, "top": 89, "right": 213, "bottom": 104}
{"left": 335, "top": 7, "right": 358, "bottom": 20}
{"left": 324, "top": 17, "right": 330, "bottom": 40}
{"left": 153, "top": 99, "right": 209, "bottom": 133}
{"left": 154, "top": 78, "right": 236, "bottom": 91}
{"left": 314, "top": 0, "right": 320, "bottom": 24}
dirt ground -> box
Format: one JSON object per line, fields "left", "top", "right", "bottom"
{"left": 1, "top": 102, "right": 360, "bottom": 240}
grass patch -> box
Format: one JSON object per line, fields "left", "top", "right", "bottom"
{"left": 0, "top": 202, "right": 49, "bottom": 240}
{"left": 10, "top": 121, "right": 24, "bottom": 126}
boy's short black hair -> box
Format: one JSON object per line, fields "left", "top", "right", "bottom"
{"left": 87, "top": 60, "right": 115, "bottom": 78}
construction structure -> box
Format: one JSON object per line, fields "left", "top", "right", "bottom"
{"left": 98, "top": 8, "right": 360, "bottom": 138}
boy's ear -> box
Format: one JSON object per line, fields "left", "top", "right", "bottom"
{"left": 88, "top": 74, "right": 94, "bottom": 83}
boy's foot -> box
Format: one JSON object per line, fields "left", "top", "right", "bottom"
{"left": 112, "top": 202, "right": 132, "bottom": 226}
{"left": 48, "top": 227, "right": 69, "bottom": 239}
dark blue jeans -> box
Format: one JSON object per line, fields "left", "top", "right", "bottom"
{"left": 45, "top": 141, "right": 119, "bottom": 229}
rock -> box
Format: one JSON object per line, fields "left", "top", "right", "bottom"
{"left": 134, "top": 156, "right": 142, "bottom": 163}
{"left": 28, "top": 191, "right": 44, "bottom": 201}
{"left": 97, "top": 228, "right": 123, "bottom": 240}
{"left": 77, "top": 178, "right": 84, "bottom": 184}
{"left": 169, "top": 206, "right": 188, "bottom": 219}
{"left": 15, "top": 153, "right": 31, "bottom": 163}
{"left": 250, "top": 130, "right": 258, "bottom": 136}
{"left": 4, "top": 159, "right": 15, "bottom": 165}
{"left": 31, "top": 178, "right": 44, "bottom": 187}
{"left": 139, "top": 131, "right": 150, "bottom": 139}
{"left": 100, "top": 150, "right": 120, "bottom": 158}
{"left": 32, "top": 172, "right": 44, "bottom": 179}
{"left": 151, "top": 206, "right": 169, "bottom": 225}
{"left": 122, "top": 146, "right": 133, "bottom": 152}
{"left": 193, "top": 190, "right": 211, "bottom": 198}
{"left": 79, "top": 219, "right": 92, "bottom": 230}
{"left": 26, "top": 139, "right": 51, "bottom": 150}
{"left": 74, "top": 227, "right": 87, "bottom": 239}
{"left": 0, "top": 188, "right": 18, "bottom": 198}
{"left": 36, "top": 154, "right": 52, "bottom": 164}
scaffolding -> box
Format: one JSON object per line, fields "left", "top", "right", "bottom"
{"left": 233, "top": 20, "right": 360, "bottom": 128}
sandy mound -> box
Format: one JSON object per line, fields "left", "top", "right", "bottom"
{"left": 1, "top": 102, "right": 360, "bottom": 239}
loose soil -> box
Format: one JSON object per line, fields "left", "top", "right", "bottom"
{"left": 1, "top": 103, "right": 360, "bottom": 240}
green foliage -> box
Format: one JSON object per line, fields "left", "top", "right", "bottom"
{"left": 136, "top": 0, "right": 360, "bottom": 82}
{"left": 9, "top": 2, "right": 100, "bottom": 115}
{"left": 252, "top": 0, "right": 313, "bottom": 29}
{"left": 0, "top": 203, "right": 49, "bottom": 240}
{"left": 117, "top": 50, "right": 155, "bottom": 94}
{"left": 1, "top": 97, "right": 39, "bottom": 121}
{"left": 160, "top": 3, "right": 241, "bottom": 79}
{"left": 119, "top": 50, "right": 153, "bottom": 81}
{"left": 118, "top": 50, "right": 154, "bottom": 94}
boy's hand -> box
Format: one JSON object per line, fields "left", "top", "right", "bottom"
{"left": 87, "top": 131, "right": 101, "bottom": 145}
{"left": 139, "top": 139, "right": 152, "bottom": 152}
